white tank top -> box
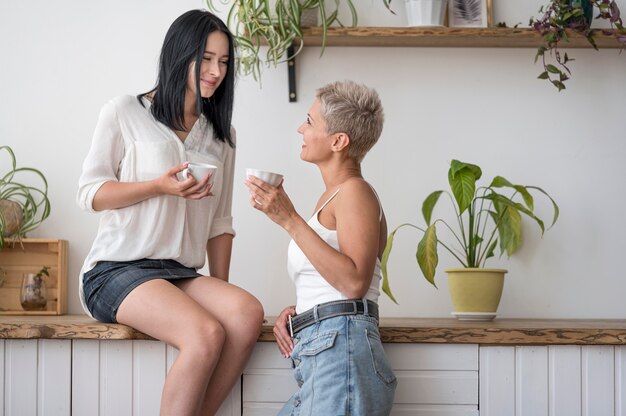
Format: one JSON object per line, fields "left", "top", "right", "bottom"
{"left": 287, "top": 187, "right": 382, "bottom": 314}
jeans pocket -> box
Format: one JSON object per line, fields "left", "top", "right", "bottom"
{"left": 298, "top": 331, "right": 338, "bottom": 356}
{"left": 366, "top": 329, "right": 397, "bottom": 386}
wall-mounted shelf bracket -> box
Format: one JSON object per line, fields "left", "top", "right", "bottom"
{"left": 287, "top": 44, "right": 297, "bottom": 102}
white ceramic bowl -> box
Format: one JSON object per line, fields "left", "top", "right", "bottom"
{"left": 246, "top": 168, "right": 284, "bottom": 187}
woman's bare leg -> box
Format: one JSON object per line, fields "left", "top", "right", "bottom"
{"left": 116, "top": 279, "right": 226, "bottom": 416}
{"left": 174, "top": 277, "right": 264, "bottom": 415}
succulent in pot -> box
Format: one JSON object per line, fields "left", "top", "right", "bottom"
{"left": 381, "top": 159, "right": 559, "bottom": 303}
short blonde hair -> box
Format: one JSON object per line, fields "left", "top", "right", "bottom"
{"left": 316, "top": 80, "right": 384, "bottom": 163}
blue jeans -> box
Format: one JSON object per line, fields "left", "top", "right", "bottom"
{"left": 278, "top": 314, "right": 397, "bottom": 416}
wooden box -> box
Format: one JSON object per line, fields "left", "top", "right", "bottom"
{"left": 0, "top": 239, "right": 68, "bottom": 315}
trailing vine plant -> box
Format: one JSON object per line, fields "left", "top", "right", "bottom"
{"left": 531, "top": 0, "right": 625, "bottom": 91}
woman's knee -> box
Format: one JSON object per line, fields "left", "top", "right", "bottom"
{"left": 226, "top": 292, "right": 265, "bottom": 340}
{"left": 181, "top": 318, "right": 227, "bottom": 360}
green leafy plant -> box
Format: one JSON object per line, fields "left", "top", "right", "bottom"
{"left": 0, "top": 145, "right": 51, "bottom": 248}
{"left": 206, "top": 0, "right": 393, "bottom": 80}
{"left": 531, "top": 0, "right": 625, "bottom": 91}
{"left": 381, "top": 160, "right": 559, "bottom": 302}
{"left": 36, "top": 265, "right": 50, "bottom": 280}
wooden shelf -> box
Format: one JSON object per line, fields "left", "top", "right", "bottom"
{"left": 297, "top": 27, "right": 624, "bottom": 49}
{"left": 0, "top": 239, "right": 68, "bottom": 315}
{"left": 1, "top": 316, "right": 625, "bottom": 345}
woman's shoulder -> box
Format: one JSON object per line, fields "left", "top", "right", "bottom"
{"left": 107, "top": 94, "right": 144, "bottom": 109}
{"left": 337, "top": 177, "right": 378, "bottom": 206}
{"left": 97, "top": 95, "right": 148, "bottom": 123}
{"left": 341, "top": 177, "right": 376, "bottom": 194}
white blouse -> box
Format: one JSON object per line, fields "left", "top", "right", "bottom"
{"left": 77, "top": 95, "right": 236, "bottom": 315}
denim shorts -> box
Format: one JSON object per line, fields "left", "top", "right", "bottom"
{"left": 82, "top": 259, "right": 201, "bottom": 323}
{"left": 278, "top": 314, "right": 397, "bottom": 416}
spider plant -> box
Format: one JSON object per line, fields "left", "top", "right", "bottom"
{"left": 206, "top": 0, "right": 394, "bottom": 80}
{"left": 0, "top": 145, "right": 51, "bottom": 248}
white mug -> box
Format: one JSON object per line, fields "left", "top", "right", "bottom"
{"left": 182, "top": 162, "right": 217, "bottom": 182}
{"left": 246, "top": 168, "right": 284, "bottom": 187}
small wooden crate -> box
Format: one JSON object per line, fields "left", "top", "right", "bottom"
{"left": 0, "top": 239, "right": 68, "bottom": 315}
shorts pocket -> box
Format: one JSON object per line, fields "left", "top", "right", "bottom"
{"left": 298, "top": 331, "right": 338, "bottom": 356}
{"left": 366, "top": 329, "right": 397, "bottom": 386}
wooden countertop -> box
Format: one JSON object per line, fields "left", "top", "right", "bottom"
{"left": 1, "top": 315, "right": 625, "bottom": 345}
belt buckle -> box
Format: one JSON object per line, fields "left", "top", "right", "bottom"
{"left": 348, "top": 300, "right": 358, "bottom": 314}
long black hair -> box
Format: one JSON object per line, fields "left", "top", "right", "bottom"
{"left": 139, "top": 10, "right": 236, "bottom": 147}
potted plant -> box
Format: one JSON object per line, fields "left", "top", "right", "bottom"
{"left": 531, "top": 0, "right": 625, "bottom": 91}
{"left": 381, "top": 160, "right": 559, "bottom": 319}
{"left": 0, "top": 145, "right": 51, "bottom": 248}
{"left": 205, "top": 0, "right": 393, "bottom": 79}
{"left": 20, "top": 266, "right": 50, "bottom": 311}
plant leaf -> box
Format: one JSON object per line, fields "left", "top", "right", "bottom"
{"left": 417, "top": 224, "right": 439, "bottom": 287}
{"left": 490, "top": 176, "right": 535, "bottom": 210}
{"left": 492, "top": 203, "right": 523, "bottom": 256}
{"left": 422, "top": 190, "right": 443, "bottom": 225}
{"left": 448, "top": 164, "right": 477, "bottom": 214}
{"left": 485, "top": 239, "right": 498, "bottom": 261}
{"left": 381, "top": 224, "right": 414, "bottom": 304}
{"left": 526, "top": 185, "right": 560, "bottom": 228}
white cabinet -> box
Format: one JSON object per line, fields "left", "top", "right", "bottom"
{"left": 0, "top": 338, "right": 624, "bottom": 415}
{"left": 242, "top": 342, "right": 480, "bottom": 416}
{"left": 0, "top": 339, "right": 239, "bottom": 416}
{"left": 480, "top": 345, "right": 626, "bottom": 416}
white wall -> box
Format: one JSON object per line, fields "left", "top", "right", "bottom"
{"left": 1, "top": 0, "right": 625, "bottom": 319}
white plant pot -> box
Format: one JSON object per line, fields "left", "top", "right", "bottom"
{"left": 405, "top": 0, "right": 447, "bottom": 27}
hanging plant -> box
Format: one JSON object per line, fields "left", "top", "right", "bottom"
{"left": 531, "top": 0, "right": 626, "bottom": 91}
{"left": 206, "top": 0, "right": 394, "bottom": 80}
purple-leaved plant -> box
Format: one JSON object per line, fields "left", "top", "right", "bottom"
{"left": 531, "top": 0, "right": 625, "bottom": 91}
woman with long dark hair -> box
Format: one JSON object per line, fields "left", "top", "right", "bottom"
{"left": 77, "top": 10, "right": 263, "bottom": 415}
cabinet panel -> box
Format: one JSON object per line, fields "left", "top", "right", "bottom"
{"left": 243, "top": 370, "right": 297, "bottom": 402}
{"left": 0, "top": 341, "right": 3, "bottom": 412}
{"left": 617, "top": 346, "right": 626, "bottom": 416}
{"left": 38, "top": 339, "right": 71, "bottom": 416}
{"left": 5, "top": 339, "right": 38, "bottom": 415}
{"left": 549, "top": 345, "right": 582, "bottom": 416}
{"left": 480, "top": 346, "right": 515, "bottom": 416}
{"left": 133, "top": 340, "right": 166, "bottom": 416}
{"left": 386, "top": 344, "right": 478, "bottom": 371}
{"left": 390, "top": 404, "right": 479, "bottom": 415}
{"left": 394, "top": 371, "right": 478, "bottom": 405}
{"left": 243, "top": 402, "right": 285, "bottom": 416}
{"left": 516, "top": 346, "right": 548, "bottom": 416}
{"left": 582, "top": 346, "right": 614, "bottom": 416}
{"left": 246, "top": 342, "right": 293, "bottom": 370}
{"left": 100, "top": 340, "right": 133, "bottom": 416}
{"left": 72, "top": 339, "right": 100, "bottom": 415}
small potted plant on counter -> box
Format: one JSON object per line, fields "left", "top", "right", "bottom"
{"left": 381, "top": 159, "right": 559, "bottom": 320}
{"left": 531, "top": 0, "right": 625, "bottom": 91}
